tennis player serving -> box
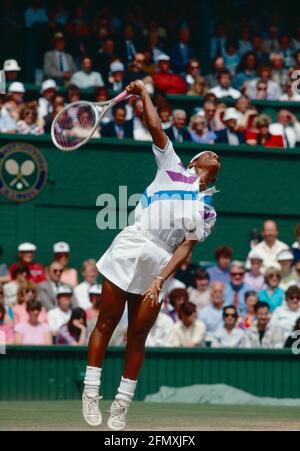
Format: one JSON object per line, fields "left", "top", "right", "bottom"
{"left": 82, "top": 80, "right": 221, "bottom": 431}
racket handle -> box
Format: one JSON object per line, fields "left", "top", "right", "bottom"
{"left": 113, "top": 90, "right": 130, "bottom": 104}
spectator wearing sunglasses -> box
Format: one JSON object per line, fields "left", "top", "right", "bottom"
{"left": 245, "top": 114, "right": 284, "bottom": 148}
{"left": 38, "top": 261, "right": 77, "bottom": 311}
{"left": 13, "top": 281, "right": 48, "bottom": 325}
{"left": 211, "top": 305, "right": 245, "bottom": 348}
{"left": 258, "top": 267, "right": 284, "bottom": 313}
{"left": 224, "top": 262, "right": 252, "bottom": 316}
{"left": 269, "top": 286, "right": 300, "bottom": 339}
{"left": 16, "top": 103, "right": 44, "bottom": 135}
{"left": 53, "top": 242, "right": 78, "bottom": 287}
{"left": 189, "top": 115, "right": 216, "bottom": 144}
{"left": 244, "top": 301, "right": 285, "bottom": 348}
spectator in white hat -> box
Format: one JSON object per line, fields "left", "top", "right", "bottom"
{"left": 9, "top": 243, "right": 46, "bottom": 284}
{"left": 71, "top": 56, "right": 104, "bottom": 90}
{"left": 209, "top": 69, "right": 241, "bottom": 100}
{"left": 1, "top": 82, "right": 26, "bottom": 126}
{"left": 3, "top": 59, "right": 22, "bottom": 82}
{"left": 269, "top": 286, "right": 300, "bottom": 339}
{"left": 38, "top": 261, "right": 77, "bottom": 311}
{"left": 53, "top": 242, "right": 78, "bottom": 287}
{"left": 108, "top": 61, "right": 126, "bottom": 92}
{"left": 48, "top": 285, "right": 73, "bottom": 336}
{"left": 153, "top": 54, "right": 188, "bottom": 94}
{"left": 277, "top": 250, "right": 297, "bottom": 291}
{"left": 38, "top": 79, "right": 57, "bottom": 120}
{"left": 215, "top": 108, "right": 245, "bottom": 145}
{"left": 244, "top": 250, "right": 265, "bottom": 291}
{"left": 74, "top": 259, "right": 99, "bottom": 311}
{"left": 86, "top": 284, "right": 102, "bottom": 322}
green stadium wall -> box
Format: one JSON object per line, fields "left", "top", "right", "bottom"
{"left": 0, "top": 134, "right": 299, "bottom": 272}
{"left": 1, "top": 347, "right": 300, "bottom": 401}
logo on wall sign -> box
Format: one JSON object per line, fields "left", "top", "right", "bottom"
{"left": 0, "top": 142, "right": 47, "bottom": 202}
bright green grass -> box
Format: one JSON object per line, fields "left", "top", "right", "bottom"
{"left": 0, "top": 401, "right": 300, "bottom": 431}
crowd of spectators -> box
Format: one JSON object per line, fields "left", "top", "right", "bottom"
{"left": 1, "top": 220, "right": 300, "bottom": 349}
{"left": 1, "top": 1, "right": 300, "bottom": 147}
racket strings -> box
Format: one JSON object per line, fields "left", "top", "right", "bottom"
{"left": 53, "top": 103, "right": 98, "bottom": 150}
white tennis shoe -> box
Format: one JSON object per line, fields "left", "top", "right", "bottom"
{"left": 82, "top": 392, "right": 102, "bottom": 427}
{"left": 107, "top": 399, "right": 129, "bottom": 431}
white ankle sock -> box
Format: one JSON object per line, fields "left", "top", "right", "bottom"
{"left": 115, "top": 377, "right": 137, "bottom": 404}
{"left": 84, "top": 366, "right": 102, "bottom": 397}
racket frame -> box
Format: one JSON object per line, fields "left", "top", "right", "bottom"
{"left": 51, "top": 90, "right": 131, "bottom": 151}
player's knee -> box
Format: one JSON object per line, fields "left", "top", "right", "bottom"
{"left": 96, "top": 315, "right": 119, "bottom": 336}
{"left": 127, "top": 325, "right": 151, "bottom": 345}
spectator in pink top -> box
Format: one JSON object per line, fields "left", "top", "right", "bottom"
{"left": 86, "top": 284, "right": 102, "bottom": 322}
{"left": 13, "top": 281, "right": 48, "bottom": 324}
{"left": 53, "top": 242, "right": 78, "bottom": 287}
{"left": 14, "top": 300, "right": 52, "bottom": 345}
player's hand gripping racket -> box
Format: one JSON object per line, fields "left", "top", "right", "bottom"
{"left": 51, "top": 90, "right": 131, "bottom": 151}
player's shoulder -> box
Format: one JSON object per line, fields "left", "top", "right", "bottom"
{"left": 152, "top": 137, "right": 174, "bottom": 153}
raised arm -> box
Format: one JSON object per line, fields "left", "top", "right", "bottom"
{"left": 126, "top": 80, "right": 168, "bottom": 150}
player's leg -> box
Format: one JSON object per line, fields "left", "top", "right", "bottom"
{"left": 82, "top": 277, "right": 127, "bottom": 427}
{"left": 107, "top": 295, "right": 161, "bottom": 431}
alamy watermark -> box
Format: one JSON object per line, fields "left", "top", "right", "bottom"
{"left": 95, "top": 186, "right": 205, "bottom": 238}
{"left": 291, "top": 331, "right": 300, "bottom": 355}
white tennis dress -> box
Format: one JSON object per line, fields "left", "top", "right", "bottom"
{"left": 97, "top": 140, "right": 217, "bottom": 295}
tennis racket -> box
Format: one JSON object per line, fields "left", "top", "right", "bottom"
{"left": 51, "top": 90, "right": 131, "bottom": 151}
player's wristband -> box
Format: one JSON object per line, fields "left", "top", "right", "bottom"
{"left": 156, "top": 276, "right": 165, "bottom": 284}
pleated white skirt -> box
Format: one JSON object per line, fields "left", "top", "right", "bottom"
{"left": 97, "top": 223, "right": 173, "bottom": 295}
